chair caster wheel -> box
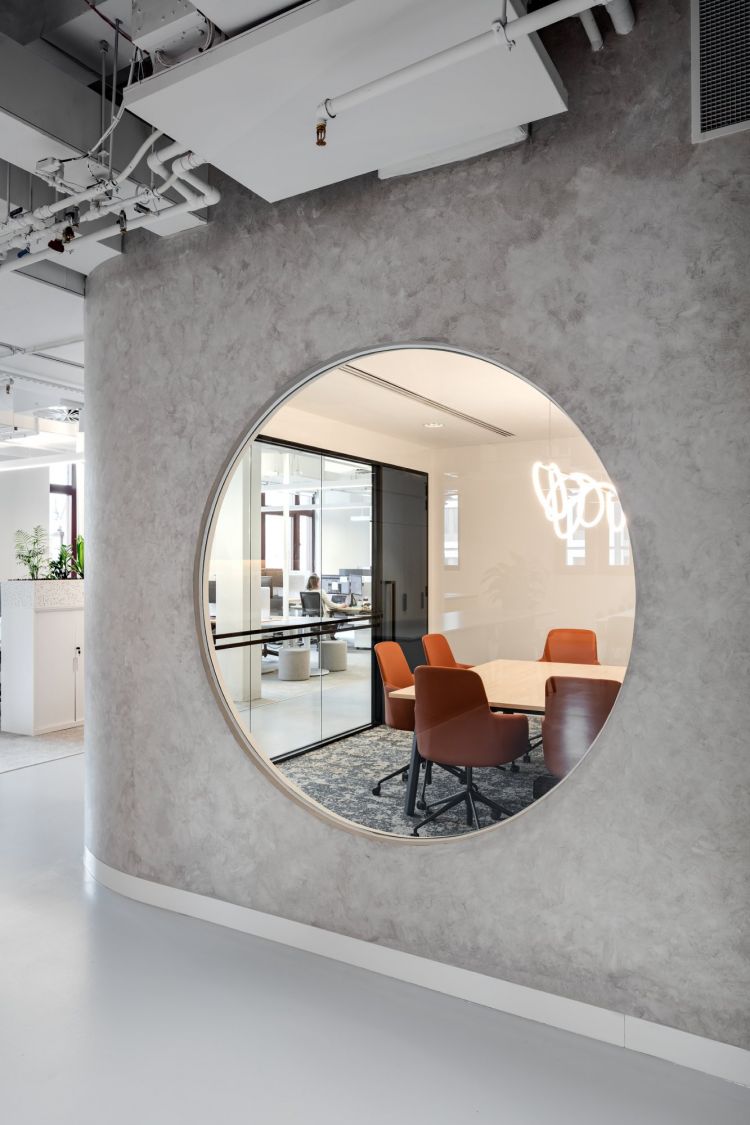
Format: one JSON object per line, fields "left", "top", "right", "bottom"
{"left": 416, "top": 799, "right": 426, "bottom": 810}
{"left": 510, "top": 762, "right": 520, "bottom": 773}
{"left": 412, "top": 830, "right": 420, "bottom": 837}
{"left": 401, "top": 773, "right": 408, "bottom": 783}
{"left": 372, "top": 786, "right": 381, "bottom": 796}
{"left": 523, "top": 754, "right": 531, "bottom": 763}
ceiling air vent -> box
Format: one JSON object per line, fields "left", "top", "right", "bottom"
{"left": 692, "top": 0, "right": 750, "bottom": 141}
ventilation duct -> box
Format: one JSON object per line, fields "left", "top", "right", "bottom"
{"left": 691, "top": 0, "right": 750, "bottom": 141}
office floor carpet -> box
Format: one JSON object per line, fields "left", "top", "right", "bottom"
{"left": 278, "top": 718, "right": 553, "bottom": 837}
{"left": 0, "top": 725, "right": 84, "bottom": 774}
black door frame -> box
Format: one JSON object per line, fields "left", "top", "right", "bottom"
{"left": 256, "top": 435, "right": 429, "bottom": 755}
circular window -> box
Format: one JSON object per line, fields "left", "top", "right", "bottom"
{"left": 200, "top": 346, "right": 634, "bottom": 839}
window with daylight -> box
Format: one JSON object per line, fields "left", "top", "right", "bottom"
{"left": 443, "top": 488, "right": 459, "bottom": 567}
{"left": 49, "top": 464, "right": 77, "bottom": 555}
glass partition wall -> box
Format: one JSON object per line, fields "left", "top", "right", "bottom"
{"left": 209, "top": 439, "right": 375, "bottom": 760}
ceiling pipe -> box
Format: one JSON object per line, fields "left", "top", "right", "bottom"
{"left": 315, "top": 0, "right": 635, "bottom": 143}
{"left": 0, "top": 130, "right": 165, "bottom": 250}
{"left": 0, "top": 135, "right": 219, "bottom": 262}
{"left": 604, "top": 0, "right": 636, "bottom": 35}
{"left": 579, "top": 10, "right": 603, "bottom": 51}
{"left": 0, "top": 155, "right": 219, "bottom": 277}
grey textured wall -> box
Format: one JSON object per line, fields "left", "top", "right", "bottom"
{"left": 85, "top": 2, "right": 750, "bottom": 1048}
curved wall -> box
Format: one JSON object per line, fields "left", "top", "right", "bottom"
{"left": 85, "top": 2, "right": 750, "bottom": 1048}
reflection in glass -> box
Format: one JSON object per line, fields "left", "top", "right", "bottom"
{"left": 208, "top": 441, "right": 374, "bottom": 761}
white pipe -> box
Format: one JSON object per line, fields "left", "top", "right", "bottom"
{"left": 115, "top": 129, "right": 165, "bottom": 185}
{"left": 316, "top": 0, "right": 635, "bottom": 138}
{"left": 579, "top": 10, "right": 603, "bottom": 51}
{"left": 604, "top": 0, "right": 635, "bottom": 35}
{"left": 507, "top": 0, "right": 607, "bottom": 40}
{"left": 0, "top": 167, "right": 220, "bottom": 276}
{"left": 147, "top": 140, "right": 191, "bottom": 183}
{"left": 0, "top": 130, "right": 165, "bottom": 249}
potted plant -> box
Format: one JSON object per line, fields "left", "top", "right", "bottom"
{"left": 71, "top": 534, "right": 84, "bottom": 579}
{"left": 48, "top": 542, "right": 73, "bottom": 579}
{"left": 14, "top": 526, "right": 48, "bottom": 579}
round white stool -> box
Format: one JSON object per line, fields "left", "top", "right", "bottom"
{"left": 320, "top": 638, "right": 348, "bottom": 672}
{"left": 278, "top": 646, "right": 311, "bottom": 681}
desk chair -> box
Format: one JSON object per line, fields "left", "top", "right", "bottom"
{"left": 422, "top": 633, "right": 472, "bottom": 669}
{"left": 411, "top": 667, "right": 529, "bottom": 836}
{"left": 299, "top": 590, "right": 336, "bottom": 672}
{"left": 540, "top": 628, "right": 600, "bottom": 665}
{"left": 372, "top": 642, "right": 417, "bottom": 796}
{"left": 529, "top": 628, "right": 601, "bottom": 757}
{"left": 533, "top": 675, "right": 620, "bottom": 798}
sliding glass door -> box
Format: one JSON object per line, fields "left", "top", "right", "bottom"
{"left": 210, "top": 440, "right": 374, "bottom": 761}
{"left": 375, "top": 465, "right": 429, "bottom": 671}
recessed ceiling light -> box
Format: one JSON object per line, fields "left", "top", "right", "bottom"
{"left": 423, "top": 421, "right": 444, "bottom": 429}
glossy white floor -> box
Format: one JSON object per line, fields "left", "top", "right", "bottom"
{"left": 2, "top": 755, "right": 749, "bottom": 1124}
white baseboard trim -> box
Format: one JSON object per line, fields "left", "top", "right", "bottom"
{"left": 84, "top": 848, "right": 750, "bottom": 1089}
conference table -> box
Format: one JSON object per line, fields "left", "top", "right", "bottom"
{"left": 389, "top": 658, "right": 626, "bottom": 817}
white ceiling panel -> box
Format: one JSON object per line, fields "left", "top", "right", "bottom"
{"left": 0, "top": 273, "right": 83, "bottom": 351}
{"left": 125, "top": 0, "right": 566, "bottom": 202}
{"left": 197, "top": 1, "right": 323, "bottom": 36}
{"left": 268, "top": 349, "right": 580, "bottom": 448}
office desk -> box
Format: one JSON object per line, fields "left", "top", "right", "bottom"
{"left": 390, "top": 659, "right": 626, "bottom": 816}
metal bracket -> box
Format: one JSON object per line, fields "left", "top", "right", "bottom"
{"left": 492, "top": 18, "right": 515, "bottom": 50}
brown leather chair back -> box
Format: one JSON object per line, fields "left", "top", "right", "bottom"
{"left": 422, "top": 633, "right": 472, "bottom": 669}
{"left": 374, "top": 641, "right": 415, "bottom": 732}
{"left": 542, "top": 676, "right": 620, "bottom": 778}
{"left": 541, "top": 628, "right": 599, "bottom": 665}
{"left": 414, "top": 666, "right": 528, "bottom": 769}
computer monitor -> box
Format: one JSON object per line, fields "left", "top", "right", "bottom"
{"left": 348, "top": 574, "right": 363, "bottom": 596}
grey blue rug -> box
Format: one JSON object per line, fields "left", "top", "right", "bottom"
{"left": 279, "top": 718, "right": 554, "bottom": 837}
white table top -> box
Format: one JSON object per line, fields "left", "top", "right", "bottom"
{"left": 390, "top": 658, "right": 626, "bottom": 714}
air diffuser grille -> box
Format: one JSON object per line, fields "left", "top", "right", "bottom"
{"left": 692, "top": 0, "right": 750, "bottom": 141}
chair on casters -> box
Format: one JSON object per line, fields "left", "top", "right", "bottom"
{"left": 528, "top": 628, "right": 601, "bottom": 758}
{"left": 410, "top": 666, "right": 529, "bottom": 837}
{"left": 372, "top": 642, "right": 417, "bottom": 796}
{"left": 422, "top": 633, "right": 473, "bottom": 669}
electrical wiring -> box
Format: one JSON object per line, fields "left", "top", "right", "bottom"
{"left": 80, "top": 0, "right": 135, "bottom": 45}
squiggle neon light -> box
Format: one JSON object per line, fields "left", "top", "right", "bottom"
{"left": 532, "top": 461, "right": 626, "bottom": 541}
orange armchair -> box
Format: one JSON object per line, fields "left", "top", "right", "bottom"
{"left": 533, "top": 675, "right": 621, "bottom": 799}
{"left": 540, "top": 628, "right": 599, "bottom": 665}
{"left": 422, "top": 633, "right": 472, "bottom": 669}
{"left": 411, "top": 666, "right": 528, "bottom": 836}
{"left": 372, "top": 642, "right": 416, "bottom": 797}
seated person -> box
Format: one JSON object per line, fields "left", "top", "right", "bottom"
{"left": 305, "top": 574, "right": 362, "bottom": 616}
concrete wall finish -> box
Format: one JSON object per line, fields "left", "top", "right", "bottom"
{"left": 85, "top": 2, "right": 750, "bottom": 1048}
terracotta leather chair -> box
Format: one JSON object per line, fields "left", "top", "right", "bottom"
{"left": 540, "top": 628, "right": 600, "bottom": 665}
{"left": 372, "top": 642, "right": 416, "bottom": 796}
{"left": 422, "top": 633, "right": 472, "bottom": 669}
{"left": 411, "top": 666, "right": 529, "bottom": 836}
{"left": 534, "top": 675, "right": 620, "bottom": 798}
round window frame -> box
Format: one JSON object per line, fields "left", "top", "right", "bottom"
{"left": 195, "top": 341, "right": 635, "bottom": 845}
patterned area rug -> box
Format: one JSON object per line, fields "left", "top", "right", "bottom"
{"left": 0, "top": 726, "right": 84, "bottom": 774}
{"left": 279, "top": 717, "right": 554, "bottom": 837}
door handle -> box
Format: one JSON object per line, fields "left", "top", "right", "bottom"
{"left": 383, "top": 580, "right": 396, "bottom": 640}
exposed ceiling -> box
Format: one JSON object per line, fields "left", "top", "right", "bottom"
{"left": 124, "top": 0, "right": 566, "bottom": 202}
{"left": 265, "top": 348, "right": 579, "bottom": 449}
